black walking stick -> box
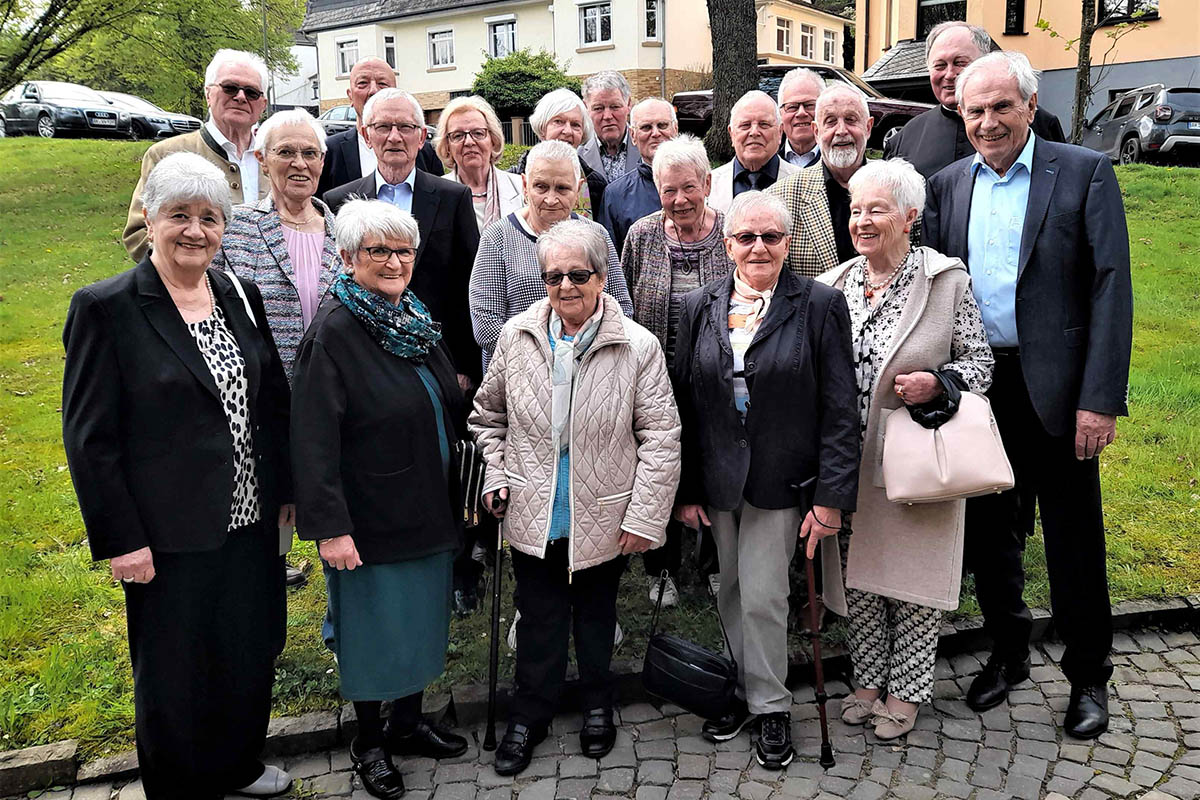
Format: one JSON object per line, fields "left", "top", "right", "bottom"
{"left": 805, "top": 548, "right": 836, "bottom": 769}
{"left": 483, "top": 505, "right": 505, "bottom": 751}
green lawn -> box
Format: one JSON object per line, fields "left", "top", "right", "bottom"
{"left": 0, "top": 139, "right": 1196, "bottom": 760}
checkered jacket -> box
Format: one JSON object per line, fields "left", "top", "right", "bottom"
{"left": 766, "top": 164, "right": 841, "bottom": 279}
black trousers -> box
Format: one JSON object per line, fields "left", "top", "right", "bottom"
{"left": 509, "top": 540, "right": 626, "bottom": 728}
{"left": 643, "top": 520, "right": 719, "bottom": 580}
{"left": 965, "top": 353, "right": 1113, "bottom": 685}
{"left": 124, "top": 521, "right": 286, "bottom": 800}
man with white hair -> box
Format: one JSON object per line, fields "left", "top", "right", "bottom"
{"left": 601, "top": 97, "right": 678, "bottom": 254}
{"left": 708, "top": 90, "right": 799, "bottom": 212}
{"left": 885, "top": 21, "right": 1065, "bottom": 178}
{"left": 767, "top": 83, "right": 872, "bottom": 277}
{"left": 578, "top": 71, "right": 641, "bottom": 180}
{"left": 776, "top": 68, "right": 825, "bottom": 168}
{"left": 923, "top": 51, "right": 1132, "bottom": 740}
{"left": 123, "top": 49, "right": 270, "bottom": 261}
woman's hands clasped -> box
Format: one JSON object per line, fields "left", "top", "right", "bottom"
{"left": 893, "top": 372, "right": 943, "bottom": 405}
{"left": 320, "top": 535, "right": 363, "bottom": 570}
{"left": 111, "top": 546, "right": 155, "bottom": 584}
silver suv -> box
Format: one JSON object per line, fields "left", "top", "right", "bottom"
{"left": 1081, "top": 84, "right": 1200, "bottom": 164}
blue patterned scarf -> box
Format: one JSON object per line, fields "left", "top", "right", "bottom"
{"left": 332, "top": 272, "right": 442, "bottom": 361}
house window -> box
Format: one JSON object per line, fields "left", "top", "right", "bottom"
{"left": 335, "top": 40, "right": 358, "bottom": 76}
{"left": 488, "top": 20, "right": 517, "bottom": 57}
{"left": 384, "top": 35, "right": 396, "bottom": 69}
{"left": 799, "top": 23, "right": 814, "bottom": 59}
{"left": 823, "top": 30, "right": 838, "bottom": 63}
{"left": 1004, "top": 0, "right": 1026, "bottom": 33}
{"left": 428, "top": 29, "right": 455, "bottom": 67}
{"left": 645, "top": 0, "right": 660, "bottom": 40}
{"left": 1099, "top": 0, "right": 1158, "bottom": 22}
{"left": 917, "top": 0, "right": 968, "bottom": 39}
{"left": 776, "top": 18, "right": 791, "bottom": 54}
{"left": 579, "top": 3, "right": 612, "bottom": 45}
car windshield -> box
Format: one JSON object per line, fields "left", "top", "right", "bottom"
{"left": 39, "top": 83, "right": 107, "bottom": 104}
{"left": 1165, "top": 89, "right": 1200, "bottom": 109}
{"left": 103, "top": 93, "right": 164, "bottom": 114}
{"left": 827, "top": 69, "right": 884, "bottom": 99}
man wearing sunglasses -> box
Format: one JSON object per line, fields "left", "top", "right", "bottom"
{"left": 123, "top": 49, "right": 270, "bottom": 261}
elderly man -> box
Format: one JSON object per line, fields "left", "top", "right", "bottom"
{"left": 578, "top": 71, "right": 641, "bottom": 181}
{"left": 767, "top": 84, "right": 872, "bottom": 277}
{"left": 777, "top": 68, "right": 825, "bottom": 168}
{"left": 123, "top": 49, "right": 269, "bottom": 261}
{"left": 324, "top": 88, "right": 481, "bottom": 387}
{"left": 317, "top": 57, "right": 442, "bottom": 197}
{"left": 709, "top": 91, "right": 798, "bottom": 213}
{"left": 923, "top": 52, "right": 1132, "bottom": 740}
{"left": 885, "top": 21, "right": 1065, "bottom": 178}
{"left": 601, "top": 97, "right": 678, "bottom": 255}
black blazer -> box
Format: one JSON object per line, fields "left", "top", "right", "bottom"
{"left": 922, "top": 135, "right": 1133, "bottom": 437}
{"left": 324, "top": 169, "right": 483, "bottom": 381}
{"left": 671, "top": 269, "right": 860, "bottom": 513}
{"left": 317, "top": 128, "right": 443, "bottom": 197}
{"left": 291, "top": 297, "right": 465, "bottom": 564}
{"left": 62, "top": 259, "right": 292, "bottom": 560}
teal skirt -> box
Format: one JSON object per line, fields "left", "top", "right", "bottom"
{"left": 324, "top": 550, "right": 453, "bottom": 701}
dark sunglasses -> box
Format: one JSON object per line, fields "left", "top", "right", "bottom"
{"left": 730, "top": 231, "right": 786, "bottom": 246}
{"left": 541, "top": 269, "right": 597, "bottom": 286}
{"left": 217, "top": 82, "right": 264, "bottom": 101}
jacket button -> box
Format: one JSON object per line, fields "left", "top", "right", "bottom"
{"left": 229, "top": 164, "right": 238, "bottom": 172}
{"left": 746, "top": 361, "right": 756, "bottom": 371}
{"left": 738, "top": 438, "right": 747, "bottom": 448}
{"left": 231, "top": 182, "right": 240, "bottom": 189}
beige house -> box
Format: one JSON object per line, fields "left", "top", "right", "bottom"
{"left": 756, "top": 0, "right": 851, "bottom": 68}
{"left": 303, "top": 0, "right": 715, "bottom": 121}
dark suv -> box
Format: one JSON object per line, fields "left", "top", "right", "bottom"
{"left": 671, "top": 65, "right": 932, "bottom": 150}
{"left": 1081, "top": 84, "right": 1200, "bottom": 164}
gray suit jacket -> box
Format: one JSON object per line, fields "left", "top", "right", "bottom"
{"left": 578, "top": 129, "right": 640, "bottom": 181}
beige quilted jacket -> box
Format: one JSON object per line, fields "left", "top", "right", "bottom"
{"left": 469, "top": 294, "right": 682, "bottom": 573}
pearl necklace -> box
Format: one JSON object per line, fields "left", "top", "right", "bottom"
{"left": 863, "top": 252, "right": 908, "bottom": 299}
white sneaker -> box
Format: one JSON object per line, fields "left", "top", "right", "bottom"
{"left": 235, "top": 764, "right": 292, "bottom": 796}
{"left": 508, "top": 610, "right": 521, "bottom": 651}
{"left": 614, "top": 621, "right": 625, "bottom": 649}
{"left": 648, "top": 576, "right": 679, "bottom": 608}
{"left": 708, "top": 573, "right": 721, "bottom": 597}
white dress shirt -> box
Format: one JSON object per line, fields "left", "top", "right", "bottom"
{"left": 357, "top": 129, "right": 378, "bottom": 178}
{"left": 783, "top": 139, "right": 821, "bottom": 168}
{"left": 204, "top": 119, "right": 260, "bottom": 201}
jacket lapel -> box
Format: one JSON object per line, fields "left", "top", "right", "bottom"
{"left": 949, "top": 160, "right": 975, "bottom": 264}
{"left": 706, "top": 273, "right": 735, "bottom": 356}
{"left": 255, "top": 197, "right": 296, "bottom": 289}
{"left": 316, "top": 197, "right": 340, "bottom": 303}
{"left": 412, "top": 170, "right": 441, "bottom": 265}
{"left": 210, "top": 270, "right": 263, "bottom": 410}
{"left": 135, "top": 258, "right": 219, "bottom": 400}
{"left": 1017, "top": 137, "right": 1057, "bottom": 283}
{"left": 343, "top": 133, "right": 361, "bottom": 178}
{"left": 750, "top": 270, "right": 804, "bottom": 348}
{"left": 797, "top": 168, "right": 837, "bottom": 269}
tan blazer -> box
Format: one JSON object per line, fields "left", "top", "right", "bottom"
{"left": 707, "top": 157, "right": 799, "bottom": 215}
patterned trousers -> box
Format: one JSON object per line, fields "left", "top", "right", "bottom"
{"left": 845, "top": 588, "right": 941, "bottom": 704}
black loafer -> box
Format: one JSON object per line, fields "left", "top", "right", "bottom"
{"left": 1065, "top": 683, "right": 1109, "bottom": 739}
{"left": 702, "top": 698, "right": 755, "bottom": 742}
{"left": 580, "top": 707, "right": 616, "bottom": 759}
{"left": 385, "top": 718, "right": 469, "bottom": 759}
{"left": 755, "top": 712, "right": 794, "bottom": 770}
{"left": 351, "top": 741, "right": 405, "bottom": 800}
{"left": 285, "top": 565, "right": 307, "bottom": 587}
{"left": 493, "top": 722, "right": 547, "bottom": 776}
{"left": 966, "top": 655, "right": 1031, "bottom": 711}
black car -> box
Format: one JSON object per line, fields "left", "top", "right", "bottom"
{"left": 0, "top": 81, "right": 132, "bottom": 138}
{"left": 98, "top": 91, "right": 202, "bottom": 141}
{"left": 1081, "top": 84, "right": 1200, "bottom": 164}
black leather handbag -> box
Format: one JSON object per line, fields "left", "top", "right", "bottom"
{"left": 641, "top": 569, "right": 739, "bottom": 721}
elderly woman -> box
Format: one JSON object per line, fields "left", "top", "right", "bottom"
{"left": 470, "top": 219, "right": 681, "bottom": 776}
{"left": 509, "top": 88, "right": 609, "bottom": 224}
{"left": 62, "top": 152, "right": 293, "bottom": 799}
{"left": 671, "top": 191, "right": 860, "bottom": 770}
{"left": 435, "top": 95, "right": 524, "bottom": 231}
{"left": 621, "top": 133, "right": 732, "bottom": 605}
{"left": 817, "top": 159, "right": 993, "bottom": 739}
{"left": 291, "top": 200, "right": 470, "bottom": 800}
{"left": 469, "top": 139, "right": 633, "bottom": 366}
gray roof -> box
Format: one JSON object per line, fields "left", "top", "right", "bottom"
{"left": 304, "top": 0, "right": 510, "bottom": 32}
{"left": 862, "top": 39, "right": 928, "bottom": 81}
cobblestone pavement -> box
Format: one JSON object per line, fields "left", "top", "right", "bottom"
{"left": 50, "top": 627, "right": 1200, "bottom": 800}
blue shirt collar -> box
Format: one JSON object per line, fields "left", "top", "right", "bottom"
{"left": 375, "top": 167, "right": 417, "bottom": 195}
{"left": 971, "top": 130, "right": 1035, "bottom": 180}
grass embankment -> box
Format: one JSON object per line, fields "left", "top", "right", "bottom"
{"left": 0, "top": 140, "right": 1196, "bottom": 759}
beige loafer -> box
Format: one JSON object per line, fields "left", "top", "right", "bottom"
{"left": 840, "top": 694, "right": 877, "bottom": 725}
{"left": 872, "top": 702, "right": 919, "bottom": 740}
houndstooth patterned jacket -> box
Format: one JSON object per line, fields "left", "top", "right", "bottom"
{"left": 766, "top": 163, "right": 842, "bottom": 279}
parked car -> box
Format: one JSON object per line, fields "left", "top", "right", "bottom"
{"left": 318, "top": 104, "right": 356, "bottom": 134}
{"left": 672, "top": 65, "right": 932, "bottom": 150}
{"left": 98, "top": 91, "right": 202, "bottom": 141}
{"left": 0, "top": 81, "right": 131, "bottom": 139}
{"left": 1081, "top": 84, "right": 1200, "bottom": 165}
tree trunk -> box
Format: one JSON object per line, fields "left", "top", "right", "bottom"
{"left": 704, "top": 0, "right": 759, "bottom": 163}
{"left": 1070, "top": 0, "right": 1096, "bottom": 144}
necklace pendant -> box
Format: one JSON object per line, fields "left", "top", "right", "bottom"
{"left": 864, "top": 286, "right": 874, "bottom": 298}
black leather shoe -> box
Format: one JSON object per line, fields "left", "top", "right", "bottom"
{"left": 1065, "top": 683, "right": 1109, "bottom": 739}
{"left": 285, "top": 565, "right": 307, "bottom": 587}
{"left": 493, "top": 722, "right": 547, "bottom": 776}
{"left": 966, "top": 656, "right": 1031, "bottom": 711}
{"left": 580, "top": 707, "right": 616, "bottom": 758}
{"left": 385, "top": 718, "right": 469, "bottom": 759}
{"left": 702, "top": 698, "right": 755, "bottom": 742}
{"left": 351, "top": 741, "right": 405, "bottom": 799}
{"left": 755, "top": 712, "right": 794, "bottom": 770}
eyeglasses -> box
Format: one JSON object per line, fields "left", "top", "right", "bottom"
{"left": 369, "top": 122, "right": 423, "bottom": 137}
{"left": 447, "top": 128, "right": 489, "bottom": 144}
{"left": 216, "top": 82, "right": 264, "bottom": 101}
{"left": 635, "top": 121, "right": 675, "bottom": 134}
{"left": 271, "top": 147, "right": 322, "bottom": 162}
{"left": 359, "top": 245, "right": 416, "bottom": 262}
{"left": 730, "top": 231, "right": 786, "bottom": 246}
{"left": 781, "top": 101, "right": 817, "bottom": 115}
{"left": 541, "top": 269, "right": 597, "bottom": 286}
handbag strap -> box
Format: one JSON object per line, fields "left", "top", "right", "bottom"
{"left": 646, "top": 554, "right": 737, "bottom": 663}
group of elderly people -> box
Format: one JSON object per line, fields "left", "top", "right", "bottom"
{"left": 62, "top": 33, "right": 1131, "bottom": 798}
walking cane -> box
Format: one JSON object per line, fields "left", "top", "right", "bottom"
{"left": 483, "top": 507, "right": 505, "bottom": 751}
{"left": 805, "top": 547, "right": 836, "bottom": 769}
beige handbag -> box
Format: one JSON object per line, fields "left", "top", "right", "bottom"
{"left": 881, "top": 391, "right": 1014, "bottom": 504}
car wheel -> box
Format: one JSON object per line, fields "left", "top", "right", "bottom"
{"left": 880, "top": 122, "right": 904, "bottom": 151}
{"left": 37, "top": 114, "right": 55, "bottom": 138}
{"left": 0, "top": 116, "right": 7, "bottom": 138}
{"left": 129, "top": 123, "right": 141, "bottom": 142}
{"left": 1119, "top": 136, "right": 1140, "bottom": 165}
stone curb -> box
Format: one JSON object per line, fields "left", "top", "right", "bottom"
{"left": 2, "top": 596, "right": 1196, "bottom": 797}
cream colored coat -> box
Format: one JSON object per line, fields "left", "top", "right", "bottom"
{"left": 469, "top": 294, "right": 682, "bottom": 572}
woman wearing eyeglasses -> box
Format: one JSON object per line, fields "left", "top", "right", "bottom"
{"left": 470, "top": 219, "right": 681, "bottom": 776}
{"left": 670, "top": 191, "right": 860, "bottom": 770}
{"left": 434, "top": 96, "right": 524, "bottom": 231}
{"left": 291, "top": 199, "right": 472, "bottom": 799}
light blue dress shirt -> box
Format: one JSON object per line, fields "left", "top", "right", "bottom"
{"left": 375, "top": 169, "right": 416, "bottom": 213}
{"left": 967, "top": 132, "right": 1035, "bottom": 349}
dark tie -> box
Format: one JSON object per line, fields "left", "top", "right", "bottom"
{"left": 747, "top": 171, "right": 761, "bottom": 191}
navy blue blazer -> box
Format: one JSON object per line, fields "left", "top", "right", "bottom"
{"left": 922, "top": 135, "right": 1133, "bottom": 437}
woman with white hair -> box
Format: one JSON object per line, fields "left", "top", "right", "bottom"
{"left": 291, "top": 199, "right": 471, "bottom": 799}
{"left": 817, "top": 158, "right": 992, "bottom": 739}
{"left": 671, "top": 190, "right": 859, "bottom": 770}
{"left": 63, "top": 152, "right": 294, "bottom": 799}
{"left": 435, "top": 95, "right": 524, "bottom": 230}
{"left": 470, "top": 219, "right": 681, "bottom": 776}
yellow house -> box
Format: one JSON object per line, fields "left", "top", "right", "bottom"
{"left": 756, "top": 0, "right": 852, "bottom": 68}
{"left": 855, "top": 0, "right": 1200, "bottom": 121}
{"left": 303, "top": 0, "right": 715, "bottom": 120}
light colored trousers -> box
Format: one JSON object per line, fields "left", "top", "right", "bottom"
{"left": 708, "top": 501, "right": 803, "bottom": 715}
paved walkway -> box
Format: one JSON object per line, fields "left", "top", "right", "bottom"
{"left": 55, "top": 627, "right": 1200, "bottom": 800}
